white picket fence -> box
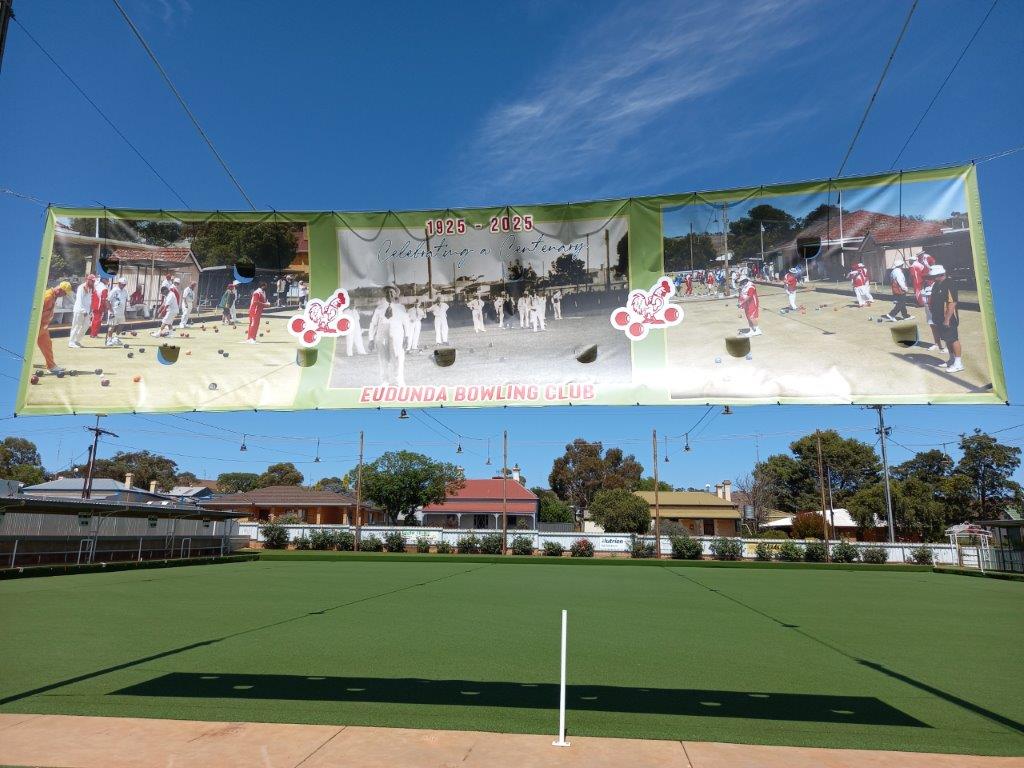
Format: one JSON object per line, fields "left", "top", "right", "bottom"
{"left": 239, "top": 523, "right": 966, "bottom": 565}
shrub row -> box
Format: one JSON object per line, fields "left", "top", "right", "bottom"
{"left": 269, "top": 523, "right": 936, "bottom": 565}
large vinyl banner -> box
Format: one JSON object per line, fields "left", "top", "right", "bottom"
{"left": 16, "top": 164, "right": 1006, "bottom": 414}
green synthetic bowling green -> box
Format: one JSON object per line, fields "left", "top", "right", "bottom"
{"left": 1, "top": 556, "right": 1021, "bottom": 756}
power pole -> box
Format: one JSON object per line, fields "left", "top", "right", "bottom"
{"left": 873, "top": 406, "right": 896, "bottom": 543}
{"left": 0, "top": 0, "right": 13, "bottom": 75}
{"left": 815, "top": 431, "right": 831, "bottom": 562}
{"left": 653, "top": 429, "right": 661, "bottom": 558}
{"left": 82, "top": 415, "right": 117, "bottom": 500}
{"left": 501, "top": 430, "right": 508, "bottom": 555}
{"left": 354, "top": 430, "right": 364, "bottom": 551}
{"left": 604, "top": 229, "right": 611, "bottom": 291}
{"left": 689, "top": 221, "right": 694, "bottom": 272}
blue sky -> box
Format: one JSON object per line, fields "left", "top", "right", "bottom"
{"left": 1, "top": 0, "right": 1022, "bottom": 488}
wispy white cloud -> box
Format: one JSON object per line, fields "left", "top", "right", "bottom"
{"left": 452, "top": 0, "right": 817, "bottom": 203}
{"left": 146, "top": 0, "right": 193, "bottom": 27}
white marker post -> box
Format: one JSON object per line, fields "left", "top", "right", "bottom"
{"left": 552, "top": 609, "right": 570, "bottom": 747}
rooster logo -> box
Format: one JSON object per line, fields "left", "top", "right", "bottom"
{"left": 610, "top": 277, "right": 683, "bottom": 341}
{"left": 288, "top": 289, "right": 353, "bottom": 347}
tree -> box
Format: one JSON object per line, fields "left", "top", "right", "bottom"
{"left": 548, "top": 439, "right": 643, "bottom": 514}
{"left": 635, "top": 476, "right": 673, "bottom": 492}
{"left": 727, "top": 204, "right": 797, "bottom": 261}
{"left": 531, "top": 487, "right": 574, "bottom": 524}
{"left": 752, "top": 454, "right": 803, "bottom": 513}
{"left": 733, "top": 471, "right": 775, "bottom": 531}
{"left": 217, "top": 472, "right": 261, "bottom": 493}
{"left": 86, "top": 450, "right": 179, "bottom": 491}
{"left": 790, "top": 512, "right": 825, "bottom": 539}
{"left": 0, "top": 437, "right": 45, "bottom": 486}
{"left": 312, "top": 475, "right": 351, "bottom": 493}
{"left": 360, "top": 450, "right": 465, "bottom": 525}
{"left": 801, "top": 204, "right": 844, "bottom": 227}
{"left": 549, "top": 254, "right": 590, "bottom": 286}
{"left": 257, "top": 462, "right": 304, "bottom": 488}
{"left": 613, "top": 233, "right": 628, "bottom": 278}
{"left": 892, "top": 449, "right": 953, "bottom": 484}
{"left": 174, "top": 471, "right": 199, "bottom": 486}
{"left": 589, "top": 488, "right": 650, "bottom": 534}
{"left": 183, "top": 221, "right": 299, "bottom": 269}
{"left": 952, "top": 429, "right": 1022, "bottom": 520}
{"left": 664, "top": 233, "right": 717, "bottom": 271}
{"left": 756, "top": 431, "right": 880, "bottom": 512}
{"left": 848, "top": 478, "right": 949, "bottom": 541}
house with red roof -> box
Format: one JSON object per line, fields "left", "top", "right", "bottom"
{"left": 770, "top": 210, "right": 973, "bottom": 287}
{"left": 421, "top": 478, "right": 539, "bottom": 530}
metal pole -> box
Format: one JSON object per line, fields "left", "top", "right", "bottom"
{"left": 552, "top": 609, "right": 570, "bottom": 747}
{"left": 10, "top": 538, "right": 17, "bottom": 568}
{"left": 689, "top": 221, "right": 694, "bottom": 272}
{"left": 604, "top": 230, "right": 611, "bottom": 291}
{"left": 653, "top": 429, "right": 661, "bottom": 558}
{"left": 0, "top": 0, "right": 14, "bottom": 75}
{"left": 138, "top": 536, "right": 143, "bottom": 562}
{"left": 502, "top": 430, "right": 508, "bottom": 554}
{"left": 815, "top": 432, "right": 831, "bottom": 561}
{"left": 874, "top": 406, "right": 896, "bottom": 543}
{"left": 355, "top": 430, "right": 364, "bottom": 551}
{"left": 426, "top": 232, "right": 433, "bottom": 299}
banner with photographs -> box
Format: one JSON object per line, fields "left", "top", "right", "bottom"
{"left": 15, "top": 164, "right": 1006, "bottom": 415}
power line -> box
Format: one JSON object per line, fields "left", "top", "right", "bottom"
{"left": 890, "top": 0, "right": 1000, "bottom": 169}
{"left": 110, "top": 0, "right": 255, "bottom": 210}
{"left": 836, "top": 0, "right": 919, "bottom": 177}
{"left": 10, "top": 16, "right": 190, "bottom": 208}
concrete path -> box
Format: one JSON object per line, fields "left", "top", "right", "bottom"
{"left": 1, "top": 714, "right": 1022, "bottom": 768}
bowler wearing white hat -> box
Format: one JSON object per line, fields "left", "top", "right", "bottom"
{"left": 927, "top": 264, "right": 963, "bottom": 373}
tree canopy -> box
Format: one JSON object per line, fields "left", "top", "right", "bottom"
{"left": 531, "top": 487, "right": 574, "bottom": 524}
{"left": 664, "top": 233, "right": 717, "bottom": 271}
{"left": 257, "top": 462, "right": 304, "bottom": 488}
{"left": 754, "top": 430, "right": 880, "bottom": 513}
{"left": 183, "top": 221, "right": 299, "bottom": 269}
{"left": 727, "top": 204, "right": 798, "bottom": 260}
{"left": 589, "top": 488, "right": 650, "bottom": 534}
{"left": 85, "top": 450, "right": 179, "bottom": 492}
{"left": 0, "top": 436, "right": 45, "bottom": 486}
{"left": 635, "top": 476, "right": 674, "bottom": 492}
{"left": 216, "top": 472, "right": 261, "bottom": 493}
{"left": 549, "top": 439, "right": 643, "bottom": 513}
{"left": 312, "top": 475, "right": 351, "bottom": 493}
{"left": 360, "top": 450, "right": 465, "bottom": 525}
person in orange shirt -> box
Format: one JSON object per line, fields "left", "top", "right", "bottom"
{"left": 38, "top": 282, "right": 72, "bottom": 375}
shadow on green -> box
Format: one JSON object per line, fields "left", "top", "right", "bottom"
{"left": 111, "top": 672, "right": 927, "bottom": 727}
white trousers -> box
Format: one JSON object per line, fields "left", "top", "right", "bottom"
{"left": 472, "top": 310, "right": 485, "bottom": 332}
{"left": 69, "top": 311, "right": 89, "bottom": 345}
{"left": 346, "top": 329, "right": 366, "bottom": 356}
{"left": 854, "top": 285, "right": 873, "bottom": 305}
{"left": 787, "top": 291, "right": 798, "bottom": 310}
{"left": 434, "top": 318, "right": 449, "bottom": 344}
{"left": 178, "top": 304, "right": 192, "bottom": 327}
{"left": 408, "top": 322, "right": 422, "bottom": 350}
{"left": 553, "top": 302, "right": 562, "bottom": 319}
{"left": 377, "top": 341, "right": 405, "bottom": 386}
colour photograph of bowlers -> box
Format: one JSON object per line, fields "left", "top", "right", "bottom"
{"left": 659, "top": 172, "right": 999, "bottom": 401}
{"left": 22, "top": 215, "right": 310, "bottom": 412}
{"left": 328, "top": 215, "right": 633, "bottom": 390}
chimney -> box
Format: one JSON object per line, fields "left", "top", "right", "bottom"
{"left": 124, "top": 472, "right": 134, "bottom": 490}
{"left": 715, "top": 483, "right": 723, "bottom": 499}
{"left": 722, "top": 480, "right": 732, "bottom": 502}
{"left": 149, "top": 480, "right": 158, "bottom": 493}
{"left": 511, "top": 463, "right": 521, "bottom": 484}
